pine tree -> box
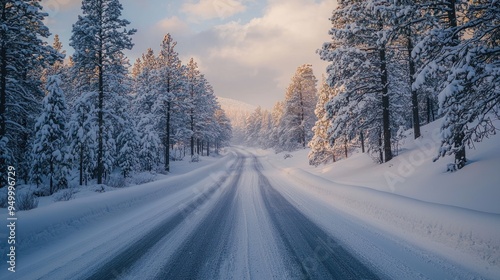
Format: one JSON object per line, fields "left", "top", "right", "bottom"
{"left": 280, "top": 64, "right": 317, "bottom": 151}
{"left": 70, "top": 0, "right": 135, "bottom": 184}
{"left": 309, "top": 76, "right": 337, "bottom": 166}
{"left": 68, "top": 92, "right": 98, "bottom": 186}
{"left": 245, "top": 107, "right": 263, "bottom": 146}
{"left": 270, "top": 101, "right": 285, "bottom": 151}
{"left": 214, "top": 107, "right": 232, "bottom": 152}
{"left": 320, "top": 0, "right": 394, "bottom": 163}
{"left": 155, "top": 34, "right": 187, "bottom": 171}
{"left": 186, "top": 58, "right": 202, "bottom": 156}
{"left": 137, "top": 115, "right": 162, "bottom": 171}
{"left": 31, "top": 75, "right": 70, "bottom": 194}
{"left": 0, "top": 0, "right": 59, "bottom": 187}
{"left": 116, "top": 118, "right": 139, "bottom": 177}
{"left": 420, "top": 0, "right": 500, "bottom": 169}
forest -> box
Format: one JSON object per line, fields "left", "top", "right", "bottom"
{"left": 0, "top": 0, "right": 498, "bottom": 198}
{"left": 0, "top": 0, "right": 232, "bottom": 194}
{"left": 243, "top": 0, "right": 499, "bottom": 168}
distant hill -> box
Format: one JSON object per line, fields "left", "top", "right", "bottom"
{"left": 217, "top": 97, "right": 256, "bottom": 143}
{"left": 217, "top": 97, "right": 256, "bottom": 130}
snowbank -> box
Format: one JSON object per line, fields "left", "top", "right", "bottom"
{"left": 0, "top": 152, "right": 237, "bottom": 254}
{"left": 258, "top": 119, "right": 500, "bottom": 277}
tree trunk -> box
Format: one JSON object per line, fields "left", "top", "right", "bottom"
{"left": 299, "top": 86, "right": 306, "bottom": 148}
{"left": 380, "top": 45, "right": 393, "bottom": 162}
{"left": 378, "top": 129, "right": 384, "bottom": 164}
{"left": 455, "top": 130, "right": 466, "bottom": 169}
{"left": 446, "top": 0, "right": 465, "bottom": 166}
{"left": 96, "top": 4, "right": 104, "bottom": 184}
{"left": 344, "top": 139, "right": 348, "bottom": 159}
{"left": 407, "top": 29, "right": 421, "bottom": 139}
{"left": 207, "top": 140, "right": 210, "bottom": 156}
{"left": 0, "top": 2, "right": 7, "bottom": 189}
{"left": 165, "top": 101, "right": 170, "bottom": 172}
{"left": 360, "top": 130, "right": 365, "bottom": 153}
{"left": 426, "top": 96, "right": 432, "bottom": 124}
{"left": 49, "top": 161, "right": 54, "bottom": 195}
{"left": 79, "top": 145, "right": 83, "bottom": 186}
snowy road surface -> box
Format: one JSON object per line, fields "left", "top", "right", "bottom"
{"left": 1, "top": 148, "right": 487, "bottom": 279}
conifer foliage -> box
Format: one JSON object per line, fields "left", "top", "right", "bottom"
{"left": 31, "top": 76, "right": 70, "bottom": 194}
{"left": 243, "top": 64, "right": 318, "bottom": 152}
{"left": 0, "top": 0, "right": 59, "bottom": 187}
{"left": 70, "top": 0, "right": 136, "bottom": 184}
{"left": 0, "top": 0, "right": 232, "bottom": 193}
{"left": 313, "top": 0, "right": 498, "bottom": 169}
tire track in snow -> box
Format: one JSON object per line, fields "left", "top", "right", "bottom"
{"left": 154, "top": 154, "right": 244, "bottom": 279}
{"left": 254, "top": 155, "right": 381, "bottom": 279}
{"left": 82, "top": 154, "right": 244, "bottom": 280}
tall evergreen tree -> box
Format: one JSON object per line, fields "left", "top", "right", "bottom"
{"left": 68, "top": 92, "right": 98, "bottom": 186}
{"left": 0, "top": 0, "right": 59, "bottom": 187}
{"left": 245, "top": 106, "right": 263, "bottom": 146}
{"left": 309, "top": 76, "right": 337, "bottom": 166}
{"left": 415, "top": 0, "right": 499, "bottom": 169}
{"left": 31, "top": 75, "right": 69, "bottom": 194}
{"left": 70, "top": 0, "right": 135, "bottom": 184}
{"left": 186, "top": 58, "right": 202, "bottom": 156}
{"left": 320, "top": 0, "right": 394, "bottom": 163}
{"left": 280, "top": 64, "right": 318, "bottom": 151}
{"left": 156, "top": 34, "right": 187, "bottom": 172}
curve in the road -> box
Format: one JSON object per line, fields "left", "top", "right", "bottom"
{"left": 254, "top": 156, "right": 381, "bottom": 280}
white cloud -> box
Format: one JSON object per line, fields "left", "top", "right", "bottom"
{"left": 197, "top": 0, "right": 336, "bottom": 105}
{"left": 156, "top": 16, "right": 191, "bottom": 35}
{"left": 182, "top": 0, "right": 247, "bottom": 21}
{"left": 42, "top": 0, "right": 80, "bottom": 16}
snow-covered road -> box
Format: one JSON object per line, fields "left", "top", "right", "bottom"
{"left": 1, "top": 148, "right": 487, "bottom": 279}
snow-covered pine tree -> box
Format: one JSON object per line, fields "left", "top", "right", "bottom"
{"left": 259, "top": 110, "right": 272, "bottom": 149}
{"left": 320, "top": 0, "right": 394, "bottom": 163}
{"left": 417, "top": 0, "right": 499, "bottom": 169}
{"left": 133, "top": 49, "right": 159, "bottom": 116}
{"left": 70, "top": 0, "right": 135, "bottom": 184}
{"left": 213, "top": 107, "right": 232, "bottom": 152}
{"left": 104, "top": 52, "right": 135, "bottom": 180}
{"left": 137, "top": 115, "right": 162, "bottom": 171}
{"left": 155, "top": 34, "right": 188, "bottom": 171}
{"left": 245, "top": 106, "right": 263, "bottom": 146}
{"left": 131, "top": 48, "right": 164, "bottom": 171}
{"left": 280, "top": 64, "right": 317, "bottom": 151}
{"left": 116, "top": 118, "right": 139, "bottom": 178}
{"left": 31, "top": 75, "right": 70, "bottom": 194}
{"left": 309, "top": 76, "right": 337, "bottom": 166}
{"left": 185, "top": 58, "right": 204, "bottom": 156}
{"left": 68, "top": 92, "right": 98, "bottom": 186}
{"left": 270, "top": 101, "right": 285, "bottom": 151}
{"left": 194, "top": 75, "right": 220, "bottom": 155}
{"left": 0, "top": 0, "right": 59, "bottom": 187}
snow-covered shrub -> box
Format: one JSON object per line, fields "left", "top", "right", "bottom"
{"left": 131, "top": 173, "right": 156, "bottom": 185}
{"left": 107, "top": 174, "right": 127, "bottom": 188}
{"left": 33, "top": 186, "right": 51, "bottom": 197}
{"left": 17, "top": 191, "right": 39, "bottom": 211}
{"left": 53, "top": 189, "right": 77, "bottom": 202}
{"left": 284, "top": 153, "right": 293, "bottom": 159}
{"left": 191, "top": 154, "right": 200, "bottom": 162}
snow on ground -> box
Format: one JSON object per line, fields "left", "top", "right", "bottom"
{"left": 0, "top": 152, "right": 234, "bottom": 258}
{"left": 250, "top": 119, "right": 500, "bottom": 278}
{"left": 1, "top": 120, "right": 499, "bottom": 279}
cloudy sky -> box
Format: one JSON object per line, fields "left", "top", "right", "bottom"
{"left": 42, "top": 0, "right": 337, "bottom": 108}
